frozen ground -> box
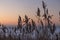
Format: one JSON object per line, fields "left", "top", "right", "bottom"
{"left": 0, "top": 25, "right": 60, "bottom": 40}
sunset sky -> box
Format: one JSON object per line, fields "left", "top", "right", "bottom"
{"left": 0, "top": 0, "right": 60, "bottom": 26}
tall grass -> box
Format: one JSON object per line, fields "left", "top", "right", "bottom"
{"left": 0, "top": 1, "right": 59, "bottom": 40}
{"left": 18, "top": 16, "right": 22, "bottom": 29}
{"left": 59, "top": 11, "right": 60, "bottom": 21}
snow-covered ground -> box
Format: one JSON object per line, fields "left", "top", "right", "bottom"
{"left": 55, "top": 27, "right": 60, "bottom": 33}
{"left": 0, "top": 25, "right": 60, "bottom": 40}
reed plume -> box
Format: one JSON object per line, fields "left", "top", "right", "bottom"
{"left": 18, "top": 16, "right": 22, "bottom": 29}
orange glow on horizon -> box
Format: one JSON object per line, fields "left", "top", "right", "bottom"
{"left": 0, "top": 14, "right": 59, "bottom": 25}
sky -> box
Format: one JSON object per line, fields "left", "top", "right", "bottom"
{"left": 0, "top": 0, "right": 60, "bottom": 26}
